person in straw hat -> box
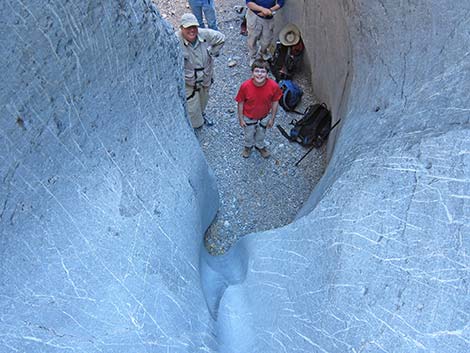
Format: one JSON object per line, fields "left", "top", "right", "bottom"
{"left": 279, "top": 23, "right": 301, "bottom": 46}
{"left": 245, "top": 0, "right": 285, "bottom": 66}
{"left": 176, "top": 13, "right": 225, "bottom": 128}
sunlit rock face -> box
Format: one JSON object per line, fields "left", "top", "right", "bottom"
{"left": 1, "top": 0, "right": 468, "bottom": 352}
{"left": 0, "top": 1, "right": 218, "bottom": 352}
{"left": 212, "top": 1, "right": 470, "bottom": 352}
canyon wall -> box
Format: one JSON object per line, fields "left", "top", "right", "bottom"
{"left": 0, "top": 1, "right": 218, "bottom": 352}
{"left": 1, "top": 0, "right": 468, "bottom": 353}
{"left": 212, "top": 1, "right": 469, "bottom": 352}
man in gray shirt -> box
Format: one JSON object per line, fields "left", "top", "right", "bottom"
{"left": 177, "top": 13, "right": 225, "bottom": 128}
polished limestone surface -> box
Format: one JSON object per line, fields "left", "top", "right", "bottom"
{"left": 213, "top": 1, "right": 469, "bottom": 352}
{"left": 1, "top": 0, "right": 469, "bottom": 352}
{"left": 1, "top": 1, "right": 218, "bottom": 352}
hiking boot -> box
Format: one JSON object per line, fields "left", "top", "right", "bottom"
{"left": 242, "top": 147, "right": 252, "bottom": 158}
{"left": 203, "top": 115, "right": 214, "bottom": 126}
{"left": 256, "top": 147, "right": 270, "bottom": 158}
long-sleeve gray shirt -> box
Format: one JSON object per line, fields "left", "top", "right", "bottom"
{"left": 177, "top": 28, "right": 225, "bottom": 87}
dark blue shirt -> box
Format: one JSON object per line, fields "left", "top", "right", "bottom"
{"left": 246, "top": 0, "right": 285, "bottom": 11}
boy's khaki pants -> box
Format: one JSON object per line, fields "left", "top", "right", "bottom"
{"left": 243, "top": 116, "right": 270, "bottom": 149}
{"left": 186, "top": 85, "right": 210, "bottom": 128}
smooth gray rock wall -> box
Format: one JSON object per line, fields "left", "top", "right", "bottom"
{"left": 0, "top": 1, "right": 218, "bottom": 352}
{"left": 1, "top": 0, "right": 469, "bottom": 352}
{"left": 212, "top": 1, "right": 470, "bottom": 352}
{"left": 278, "top": 0, "right": 352, "bottom": 155}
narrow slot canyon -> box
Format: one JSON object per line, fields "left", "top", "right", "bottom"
{"left": 154, "top": 0, "right": 331, "bottom": 257}
{"left": 0, "top": 1, "right": 468, "bottom": 353}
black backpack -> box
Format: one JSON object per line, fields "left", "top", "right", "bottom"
{"left": 277, "top": 103, "right": 332, "bottom": 147}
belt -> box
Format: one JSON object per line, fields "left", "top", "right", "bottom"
{"left": 251, "top": 9, "right": 273, "bottom": 20}
{"left": 245, "top": 117, "right": 268, "bottom": 128}
{"left": 255, "top": 13, "right": 273, "bottom": 20}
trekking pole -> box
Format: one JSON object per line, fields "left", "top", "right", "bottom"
{"left": 294, "top": 119, "right": 341, "bottom": 167}
{"left": 294, "top": 145, "right": 314, "bottom": 167}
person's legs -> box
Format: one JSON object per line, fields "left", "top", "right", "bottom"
{"left": 246, "top": 10, "right": 262, "bottom": 64}
{"left": 199, "top": 86, "right": 214, "bottom": 125}
{"left": 243, "top": 116, "right": 257, "bottom": 147}
{"left": 199, "top": 86, "right": 210, "bottom": 114}
{"left": 240, "top": 16, "right": 247, "bottom": 36}
{"left": 188, "top": 0, "right": 205, "bottom": 28}
{"left": 186, "top": 85, "right": 204, "bottom": 128}
{"left": 202, "top": 0, "right": 218, "bottom": 30}
{"left": 258, "top": 18, "right": 275, "bottom": 61}
{"left": 254, "top": 115, "right": 270, "bottom": 148}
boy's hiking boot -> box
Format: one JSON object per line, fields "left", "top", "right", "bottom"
{"left": 242, "top": 147, "right": 252, "bottom": 158}
{"left": 256, "top": 147, "right": 270, "bottom": 158}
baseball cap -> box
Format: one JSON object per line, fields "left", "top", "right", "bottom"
{"left": 181, "top": 13, "right": 199, "bottom": 28}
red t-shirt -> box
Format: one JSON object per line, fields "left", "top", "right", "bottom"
{"left": 235, "top": 78, "right": 283, "bottom": 120}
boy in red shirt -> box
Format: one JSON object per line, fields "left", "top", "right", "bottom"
{"left": 235, "top": 60, "right": 283, "bottom": 158}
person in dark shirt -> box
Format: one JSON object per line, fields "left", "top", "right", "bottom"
{"left": 245, "top": 0, "right": 285, "bottom": 65}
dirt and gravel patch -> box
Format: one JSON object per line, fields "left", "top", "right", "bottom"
{"left": 154, "top": 0, "right": 326, "bottom": 255}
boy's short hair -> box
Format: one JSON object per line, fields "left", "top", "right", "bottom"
{"left": 251, "top": 59, "right": 270, "bottom": 72}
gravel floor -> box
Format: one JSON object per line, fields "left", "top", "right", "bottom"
{"left": 154, "top": 0, "right": 327, "bottom": 255}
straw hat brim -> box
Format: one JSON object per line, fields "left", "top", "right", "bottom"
{"left": 279, "top": 24, "right": 301, "bottom": 46}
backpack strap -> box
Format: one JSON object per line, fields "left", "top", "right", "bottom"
{"left": 186, "top": 85, "right": 200, "bottom": 100}
{"left": 292, "top": 104, "right": 322, "bottom": 126}
{"left": 276, "top": 124, "right": 296, "bottom": 141}
{"left": 186, "top": 67, "right": 206, "bottom": 100}
{"left": 281, "top": 88, "right": 291, "bottom": 111}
